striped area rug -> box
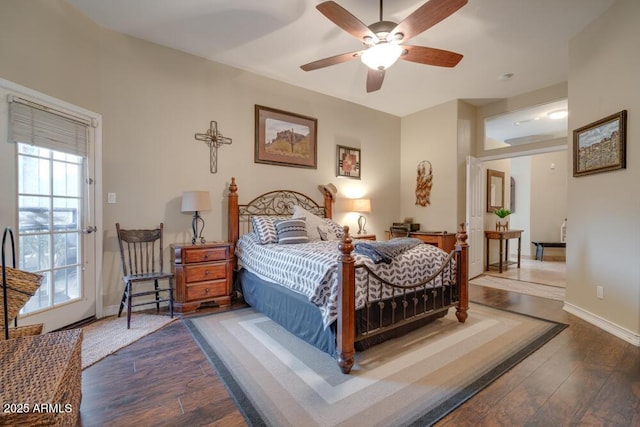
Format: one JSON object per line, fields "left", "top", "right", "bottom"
{"left": 186, "top": 304, "right": 566, "bottom": 426}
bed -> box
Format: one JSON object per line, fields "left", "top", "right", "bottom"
{"left": 227, "top": 177, "right": 469, "bottom": 374}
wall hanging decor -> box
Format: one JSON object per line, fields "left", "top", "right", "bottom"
{"left": 195, "top": 120, "right": 233, "bottom": 173}
{"left": 415, "top": 160, "right": 433, "bottom": 207}
{"left": 336, "top": 145, "right": 361, "bottom": 179}
{"left": 255, "top": 105, "right": 317, "bottom": 169}
{"left": 573, "top": 110, "right": 627, "bottom": 177}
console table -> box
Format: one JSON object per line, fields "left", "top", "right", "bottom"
{"left": 485, "top": 229, "right": 523, "bottom": 273}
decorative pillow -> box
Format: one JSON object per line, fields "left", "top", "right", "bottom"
{"left": 292, "top": 205, "right": 325, "bottom": 241}
{"left": 317, "top": 224, "right": 340, "bottom": 241}
{"left": 275, "top": 218, "right": 309, "bottom": 244}
{"left": 325, "top": 218, "right": 345, "bottom": 239}
{"left": 251, "top": 215, "right": 289, "bottom": 244}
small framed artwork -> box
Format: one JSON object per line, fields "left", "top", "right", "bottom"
{"left": 336, "top": 145, "right": 361, "bottom": 179}
{"left": 573, "top": 110, "right": 627, "bottom": 177}
{"left": 255, "top": 105, "right": 317, "bottom": 169}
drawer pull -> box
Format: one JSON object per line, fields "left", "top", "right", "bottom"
{"left": 204, "top": 270, "right": 210, "bottom": 276}
{"left": 204, "top": 254, "right": 209, "bottom": 259}
{"left": 204, "top": 288, "right": 210, "bottom": 294}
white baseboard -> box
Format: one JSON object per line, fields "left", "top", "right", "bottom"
{"left": 563, "top": 302, "right": 640, "bottom": 346}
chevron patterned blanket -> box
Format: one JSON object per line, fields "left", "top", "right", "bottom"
{"left": 236, "top": 233, "right": 454, "bottom": 328}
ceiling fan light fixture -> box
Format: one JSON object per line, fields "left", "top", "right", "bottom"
{"left": 361, "top": 42, "right": 403, "bottom": 70}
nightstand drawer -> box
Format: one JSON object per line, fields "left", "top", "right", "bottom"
{"left": 183, "top": 246, "right": 230, "bottom": 263}
{"left": 184, "top": 263, "right": 227, "bottom": 283}
{"left": 185, "top": 281, "right": 227, "bottom": 300}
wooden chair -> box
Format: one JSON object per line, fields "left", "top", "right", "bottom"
{"left": 116, "top": 223, "right": 174, "bottom": 329}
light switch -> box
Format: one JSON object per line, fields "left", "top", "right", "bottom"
{"left": 108, "top": 192, "right": 116, "bottom": 204}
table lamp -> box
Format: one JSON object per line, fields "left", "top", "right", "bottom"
{"left": 181, "top": 191, "right": 211, "bottom": 244}
{"left": 351, "top": 198, "right": 371, "bottom": 235}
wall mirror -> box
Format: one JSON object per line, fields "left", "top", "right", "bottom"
{"left": 487, "top": 169, "right": 505, "bottom": 212}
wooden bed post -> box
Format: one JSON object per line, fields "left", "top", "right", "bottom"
{"left": 322, "top": 189, "right": 334, "bottom": 219}
{"left": 455, "top": 222, "right": 469, "bottom": 323}
{"left": 337, "top": 225, "right": 355, "bottom": 374}
{"left": 228, "top": 177, "right": 239, "bottom": 270}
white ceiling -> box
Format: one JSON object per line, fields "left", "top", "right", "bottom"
{"left": 64, "top": 0, "right": 614, "bottom": 117}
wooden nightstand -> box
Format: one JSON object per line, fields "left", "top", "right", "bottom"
{"left": 170, "top": 242, "right": 234, "bottom": 313}
{"left": 354, "top": 233, "right": 376, "bottom": 241}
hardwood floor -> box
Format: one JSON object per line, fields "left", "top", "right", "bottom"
{"left": 79, "top": 288, "right": 640, "bottom": 426}
{"left": 79, "top": 305, "right": 248, "bottom": 427}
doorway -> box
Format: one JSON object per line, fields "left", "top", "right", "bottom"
{"left": 0, "top": 79, "right": 103, "bottom": 332}
{"left": 472, "top": 150, "right": 568, "bottom": 286}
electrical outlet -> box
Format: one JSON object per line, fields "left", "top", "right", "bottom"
{"left": 107, "top": 192, "right": 116, "bottom": 204}
{"left": 596, "top": 286, "right": 604, "bottom": 299}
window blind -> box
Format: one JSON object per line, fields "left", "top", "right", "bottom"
{"left": 8, "top": 96, "right": 89, "bottom": 157}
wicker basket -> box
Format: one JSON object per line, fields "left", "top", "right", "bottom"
{"left": 0, "top": 329, "right": 83, "bottom": 427}
{"left": 2, "top": 323, "right": 44, "bottom": 340}
{"left": 1, "top": 266, "right": 43, "bottom": 328}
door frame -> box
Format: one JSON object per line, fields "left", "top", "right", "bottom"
{"left": 465, "top": 156, "right": 484, "bottom": 279}
{"left": 0, "top": 77, "right": 103, "bottom": 323}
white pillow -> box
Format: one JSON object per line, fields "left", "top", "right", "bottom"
{"left": 292, "top": 205, "right": 325, "bottom": 241}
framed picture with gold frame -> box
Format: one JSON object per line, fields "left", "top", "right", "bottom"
{"left": 336, "top": 145, "right": 361, "bottom": 179}
{"left": 573, "top": 110, "right": 627, "bottom": 177}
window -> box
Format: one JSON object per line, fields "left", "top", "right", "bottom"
{"left": 9, "top": 97, "right": 89, "bottom": 314}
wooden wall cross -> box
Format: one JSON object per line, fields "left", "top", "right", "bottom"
{"left": 194, "top": 120, "right": 232, "bottom": 173}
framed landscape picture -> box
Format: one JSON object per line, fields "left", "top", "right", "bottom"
{"left": 336, "top": 145, "right": 361, "bottom": 179}
{"left": 255, "top": 105, "right": 317, "bottom": 169}
{"left": 573, "top": 110, "right": 627, "bottom": 177}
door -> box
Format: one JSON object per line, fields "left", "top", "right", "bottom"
{"left": 1, "top": 81, "right": 102, "bottom": 332}
{"left": 466, "top": 156, "right": 484, "bottom": 278}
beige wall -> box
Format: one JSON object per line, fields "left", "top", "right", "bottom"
{"left": 457, "top": 101, "right": 475, "bottom": 225}
{"left": 0, "top": 0, "right": 401, "bottom": 312}
{"left": 567, "top": 0, "right": 640, "bottom": 336}
{"left": 400, "top": 100, "right": 460, "bottom": 233}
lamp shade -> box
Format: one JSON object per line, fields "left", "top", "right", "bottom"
{"left": 351, "top": 198, "right": 371, "bottom": 213}
{"left": 181, "top": 191, "right": 211, "bottom": 212}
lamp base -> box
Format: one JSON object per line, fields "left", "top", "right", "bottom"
{"left": 357, "top": 215, "right": 367, "bottom": 235}
{"left": 191, "top": 212, "right": 206, "bottom": 244}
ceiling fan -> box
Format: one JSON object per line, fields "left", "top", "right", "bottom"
{"left": 301, "top": 0, "right": 467, "bottom": 93}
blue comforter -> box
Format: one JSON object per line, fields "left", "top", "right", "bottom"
{"left": 354, "top": 238, "right": 423, "bottom": 264}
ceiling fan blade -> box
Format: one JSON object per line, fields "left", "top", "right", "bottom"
{"left": 400, "top": 45, "right": 463, "bottom": 67}
{"left": 390, "top": 0, "right": 468, "bottom": 42}
{"left": 301, "top": 50, "right": 363, "bottom": 71}
{"left": 316, "top": 1, "right": 377, "bottom": 42}
{"left": 366, "top": 69, "right": 385, "bottom": 93}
